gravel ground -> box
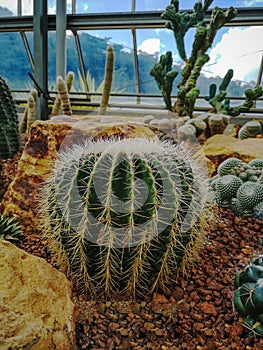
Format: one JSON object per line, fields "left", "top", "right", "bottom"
{"left": 2, "top": 149, "right": 263, "bottom": 349}
{"left": 17, "top": 208, "right": 263, "bottom": 350}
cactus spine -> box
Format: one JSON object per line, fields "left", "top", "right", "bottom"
{"left": 40, "top": 137, "right": 208, "bottom": 297}
{"left": 0, "top": 77, "right": 20, "bottom": 158}
{"left": 99, "top": 45, "right": 114, "bottom": 115}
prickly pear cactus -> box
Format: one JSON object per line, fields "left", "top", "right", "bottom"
{"left": 234, "top": 256, "right": 263, "bottom": 337}
{"left": 40, "top": 137, "right": 208, "bottom": 297}
{"left": 0, "top": 77, "right": 20, "bottom": 158}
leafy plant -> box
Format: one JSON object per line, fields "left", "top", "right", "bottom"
{"left": 40, "top": 137, "right": 209, "bottom": 297}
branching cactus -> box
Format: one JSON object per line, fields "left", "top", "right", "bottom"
{"left": 40, "top": 137, "right": 208, "bottom": 297}
{"left": 150, "top": 51, "right": 178, "bottom": 111}
{"left": 161, "top": 1, "right": 237, "bottom": 116}
{"left": 0, "top": 77, "right": 20, "bottom": 158}
{"left": 234, "top": 256, "right": 263, "bottom": 337}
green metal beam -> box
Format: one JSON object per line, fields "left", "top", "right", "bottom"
{"left": 0, "top": 8, "right": 262, "bottom": 32}
{"left": 33, "top": 0, "right": 49, "bottom": 120}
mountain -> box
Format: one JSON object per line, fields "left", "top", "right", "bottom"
{"left": 0, "top": 6, "right": 14, "bottom": 17}
{"left": 0, "top": 20, "right": 254, "bottom": 99}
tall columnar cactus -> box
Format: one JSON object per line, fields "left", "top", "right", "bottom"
{"left": 40, "top": 137, "right": 208, "bottom": 297}
{"left": 160, "top": 0, "right": 237, "bottom": 116}
{"left": 99, "top": 45, "right": 114, "bottom": 115}
{"left": 150, "top": 51, "right": 178, "bottom": 111}
{"left": 0, "top": 77, "right": 20, "bottom": 158}
{"left": 234, "top": 256, "right": 263, "bottom": 337}
{"left": 20, "top": 88, "right": 38, "bottom": 134}
{"left": 51, "top": 72, "right": 74, "bottom": 116}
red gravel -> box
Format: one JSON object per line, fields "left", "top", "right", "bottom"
{"left": 3, "top": 150, "right": 263, "bottom": 349}
{"left": 18, "top": 207, "right": 263, "bottom": 350}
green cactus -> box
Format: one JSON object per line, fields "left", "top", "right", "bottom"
{"left": 40, "top": 137, "right": 208, "bottom": 297}
{"left": 237, "top": 182, "right": 263, "bottom": 210}
{"left": 206, "top": 69, "right": 234, "bottom": 112}
{"left": 20, "top": 88, "right": 38, "bottom": 134}
{"left": 215, "top": 175, "right": 242, "bottom": 200}
{"left": 249, "top": 159, "right": 263, "bottom": 169}
{"left": 51, "top": 71, "right": 74, "bottom": 116}
{"left": 227, "top": 85, "right": 263, "bottom": 117}
{"left": 150, "top": 51, "right": 178, "bottom": 111}
{"left": 99, "top": 45, "right": 114, "bottom": 115}
{"left": 254, "top": 201, "right": 263, "bottom": 221}
{"left": 0, "top": 77, "right": 20, "bottom": 159}
{"left": 217, "top": 157, "right": 243, "bottom": 176}
{"left": 0, "top": 214, "right": 23, "bottom": 243}
{"left": 210, "top": 158, "right": 263, "bottom": 218}
{"left": 238, "top": 121, "right": 262, "bottom": 139}
{"left": 151, "top": 1, "right": 237, "bottom": 116}
{"left": 234, "top": 256, "right": 263, "bottom": 337}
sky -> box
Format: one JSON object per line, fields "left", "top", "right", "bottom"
{"left": 0, "top": 0, "right": 263, "bottom": 83}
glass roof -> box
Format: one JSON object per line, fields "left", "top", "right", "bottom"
{"left": 0, "top": 0, "right": 262, "bottom": 16}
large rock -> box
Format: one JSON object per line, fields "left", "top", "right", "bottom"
{"left": 1, "top": 115, "right": 156, "bottom": 233}
{"left": 0, "top": 240, "right": 76, "bottom": 350}
{"left": 202, "top": 134, "right": 263, "bottom": 176}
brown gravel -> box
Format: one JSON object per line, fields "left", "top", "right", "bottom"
{"left": 2, "top": 151, "right": 263, "bottom": 349}
{"left": 17, "top": 207, "right": 263, "bottom": 350}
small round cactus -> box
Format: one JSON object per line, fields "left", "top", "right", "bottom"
{"left": 215, "top": 175, "right": 242, "bottom": 200}
{"left": 211, "top": 158, "right": 263, "bottom": 218}
{"left": 217, "top": 157, "right": 243, "bottom": 176}
{"left": 237, "top": 182, "right": 263, "bottom": 210}
{"left": 40, "top": 137, "right": 208, "bottom": 297}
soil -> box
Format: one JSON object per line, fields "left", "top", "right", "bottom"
{"left": 2, "top": 153, "right": 263, "bottom": 349}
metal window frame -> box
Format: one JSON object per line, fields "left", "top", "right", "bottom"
{"left": 0, "top": 5, "right": 262, "bottom": 118}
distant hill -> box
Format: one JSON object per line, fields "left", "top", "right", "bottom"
{"left": 0, "top": 13, "right": 255, "bottom": 99}
{"left": 0, "top": 6, "right": 14, "bottom": 17}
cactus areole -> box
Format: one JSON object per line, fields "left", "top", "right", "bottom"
{"left": 40, "top": 137, "right": 208, "bottom": 296}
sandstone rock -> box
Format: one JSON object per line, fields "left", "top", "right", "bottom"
{"left": 202, "top": 134, "right": 263, "bottom": 176}
{"left": 0, "top": 240, "right": 76, "bottom": 350}
{"left": 1, "top": 115, "right": 156, "bottom": 233}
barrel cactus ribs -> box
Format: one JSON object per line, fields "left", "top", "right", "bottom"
{"left": 40, "top": 137, "right": 209, "bottom": 297}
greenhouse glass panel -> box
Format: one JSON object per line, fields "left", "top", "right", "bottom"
{"left": 75, "top": 29, "right": 136, "bottom": 102}
{"left": 0, "top": 32, "right": 32, "bottom": 89}
{"left": 21, "top": 0, "right": 33, "bottom": 15}
{"left": 136, "top": 0, "right": 263, "bottom": 11}
{"left": 75, "top": 0, "right": 132, "bottom": 13}
{"left": 0, "top": 0, "right": 17, "bottom": 15}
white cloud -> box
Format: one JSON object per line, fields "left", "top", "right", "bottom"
{"left": 204, "top": 27, "right": 263, "bottom": 82}
{"left": 138, "top": 38, "right": 160, "bottom": 55}
{"left": 239, "top": 0, "right": 263, "bottom": 6}
{"left": 0, "top": 0, "right": 32, "bottom": 15}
